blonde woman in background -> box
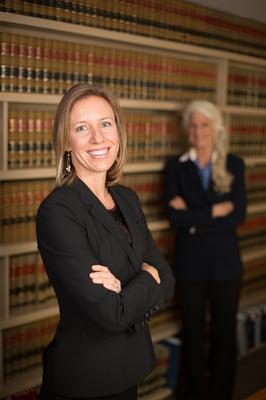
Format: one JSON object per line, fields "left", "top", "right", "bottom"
{"left": 164, "top": 100, "right": 246, "bottom": 400}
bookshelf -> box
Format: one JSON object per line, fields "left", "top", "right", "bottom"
{"left": 1, "top": 4, "right": 266, "bottom": 400}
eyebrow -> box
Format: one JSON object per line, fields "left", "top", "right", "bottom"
{"left": 74, "top": 116, "right": 114, "bottom": 123}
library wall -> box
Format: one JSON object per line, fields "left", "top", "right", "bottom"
{"left": 1, "top": 1, "right": 266, "bottom": 399}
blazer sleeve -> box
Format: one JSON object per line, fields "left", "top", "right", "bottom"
{"left": 127, "top": 188, "right": 175, "bottom": 305}
{"left": 36, "top": 194, "right": 173, "bottom": 333}
{"left": 209, "top": 156, "right": 247, "bottom": 230}
{"left": 164, "top": 158, "right": 213, "bottom": 228}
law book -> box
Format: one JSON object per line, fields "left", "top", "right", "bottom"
{"left": 160, "top": 337, "right": 182, "bottom": 390}
{"left": 1, "top": 179, "right": 54, "bottom": 244}
{"left": 3, "top": 315, "right": 58, "bottom": 378}
{"left": 3, "top": 0, "right": 266, "bottom": 59}
{"left": 0, "top": 31, "right": 11, "bottom": 91}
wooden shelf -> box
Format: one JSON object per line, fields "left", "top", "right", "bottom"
{"left": 150, "top": 320, "right": 181, "bottom": 344}
{"left": 244, "top": 156, "right": 266, "bottom": 167}
{"left": 1, "top": 7, "right": 266, "bottom": 400}
{"left": 0, "top": 162, "right": 164, "bottom": 181}
{"left": 1, "top": 12, "right": 266, "bottom": 66}
{"left": 0, "top": 241, "right": 37, "bottom": 257}
{"left": 247, "top": 202, "right": 266, "bottom": 215}
{"left": 0, "top": 92, "right": 182, "bottom": 112}
{"left": 240, "top": 288, "right": 266, "bottom": 310}
{"left": 0, "top": 366, "right": 43, "bottom": 399}
{"left": 241, "top": 246, "right": 266, "bottom": 263}
{"left": 148, "top": 220, "right": 171, "bottom": 232}
{"left": 222, "top": 106, "right": 266, "bottom": 115}
{"left": 125, "top": 162, "right": 164, "bottom": 174}
{"left": 0, "top": 168, "right": 56, "bottom": 181}
{"left": 1, "top": 203, "right": 265, "bottom": 256}
{"left": 0, "top": 305, "right": 59, "bottom": 330}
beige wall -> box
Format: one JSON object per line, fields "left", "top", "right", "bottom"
{"left": 187, "top": 0, "right": 266, "bottom": 23}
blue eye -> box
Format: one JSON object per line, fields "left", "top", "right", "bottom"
{"left": 76, "top": 125, "right": 87, "bottom": 133}
{"left": 102, "top": 121, "right": 111, "bottom": 128}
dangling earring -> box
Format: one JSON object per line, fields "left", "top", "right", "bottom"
{"left": 66, "top": 151, "right": 71, "bottom": 172}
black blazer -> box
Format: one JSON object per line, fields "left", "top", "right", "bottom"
{"left": 164, "top": 153, "right": 246, "bottom": 280}
{"left": 36, "top": 177, "right": 175, "bottom": 398}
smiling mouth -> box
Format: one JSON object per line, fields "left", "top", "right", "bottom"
{"left": 87, "top": 148, "right": 109, "bottom": 158}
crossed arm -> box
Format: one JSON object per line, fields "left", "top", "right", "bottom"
{"left": 169, "top": 195, "right": 234, "bottom": 217}
{"left": 90, "top": 262, "right": 161, "bottom": 294}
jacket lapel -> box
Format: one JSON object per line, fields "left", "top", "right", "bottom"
{"left": 70, "top": 178, "right": 140, "bottom": 270}
{"left": 110, "top": 186, "right": 142, "bottom": 264}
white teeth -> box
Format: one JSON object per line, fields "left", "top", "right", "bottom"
{"left": 88, "top": 148, "right": 108, "bottom": 156}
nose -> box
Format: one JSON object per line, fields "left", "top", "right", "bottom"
{"left": 90, "top": 126, "right": 104, "bottom": 143}
{"left": 194, "top": 126, "right": 203, "bottom": 135}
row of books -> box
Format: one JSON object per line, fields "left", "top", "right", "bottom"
{"left": 6, "top": 228, "right": 176, "bottom": 316}
{"left": 246, "top": 165, "right": 266, "bottom": 191}
{"left": 241, "top": 279, "right": 266, "bottom": 308}
{"left": 0, "top": 31, "right": 217, "bottom": 102}
{"left": 2, "top": 307, "right": 180, "bottom": 384}
{"left": 245, "top": 165, "right": 266, "bottom": 203}
{"left": 7, "top": 107, "right": 185, "bottom": 169}
{"left": 121, "top": 172, "right": 164, "bottom": 205}
{"left": 139, "top": 336, "right": 182, "bottom": 397}
{"left": 2, "top": 163, "right": 266, "bottom": 244}
{"left": 238, "top": 212, "right": 266, "bottom": 240}
{"left": 243, "top": 253, "right": 266, "bottom": 284}
{"left": 6, "top": 106, "right": 266, "bottom": 172}
{"left": 237, "top": 304, "right": 266, "bottom": 356}
{"left": 125, "top": 113, "right": 185, "bottom": 162}
{"left": 1, "top": 0, "right": 266, "bottom": 58}
{"left": 1, "top": 179, "right": 53, "bottom": 244}
{"left": 7, "top": 220, "right": 260, "bottom": 291}
{"left": 230, "top": 116, "right": 266, "bottom": 157}
{"left": 228, "top": 65, "right": 266, "bottom": 109}
{"left": 8, "top": 108, "right": 55, "bottom": 169}
{"left": 122, "top": 172, "right": 166, "bottom": 222}
{"left": 2, "top": 315, "right": 58, "bottom": 379}
{"left": 138, "top": 342, "right": 169, "bottom": 397}
{"left": 240, "top": 233, "right": 266, "bottom": 253}
{"left": 9, "top": 252, "right": 55, "bottom": 315}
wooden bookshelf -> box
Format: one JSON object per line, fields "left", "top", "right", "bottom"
{"left": 0, "top": 4, "right": 266, "bottom": 399}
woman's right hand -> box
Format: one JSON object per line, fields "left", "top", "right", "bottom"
{"left": 212, "top": 201, "right": 234, "bottom": 217}
{"left": 141, "top": 262, "right": 161, "bottom": 284}
{"left": 89, "top": 265, "right": 121, "bottom": 293}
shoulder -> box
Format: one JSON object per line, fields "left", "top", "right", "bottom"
{"left": 227, "top": 153, "right": 245, "bottom": 172}
{"left": 165, "top": 155, "right": 187, "bottom": 171}
{"left": 37, "top": 185, "right": 81, "bottom": 219}
{"left": 39, "top": 185, "right": 75, "bottom": 207}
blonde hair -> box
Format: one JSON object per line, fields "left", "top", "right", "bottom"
{"left": 183, "top": 100, "right": 233, "bottom": 193}
{"left": 52, "top": 84, "right": 127, "bottom": 187}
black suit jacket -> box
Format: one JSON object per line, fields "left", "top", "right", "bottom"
{"left": 164, "top": 153, "right": 246, "bottom": 280}
{"left": 36, "top": 177, "right": 175, "bottom": 398}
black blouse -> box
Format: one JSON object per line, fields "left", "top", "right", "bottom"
{"left": 108, "top": 205, "right": 132, "bottom": 245}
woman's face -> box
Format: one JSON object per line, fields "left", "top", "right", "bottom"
{"left": 66, "top": 95, "right": 119, "bottom": 181}
{"left": 187, "top": 112, "right": 215, "bottom": 151}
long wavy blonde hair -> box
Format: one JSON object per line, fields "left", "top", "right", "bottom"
{"left": 183, "top": 100, "right": 233, "bottom": 193}
{"left": 52, "top": 84, "right": 127, "bottom": 187}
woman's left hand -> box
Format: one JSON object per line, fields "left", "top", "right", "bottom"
{"left": 89, "top": 265, "right": 121, "bottom": 293}
{"left": 169, "top": 196, "right": 187, "bottom": 210}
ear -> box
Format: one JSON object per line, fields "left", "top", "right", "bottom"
{"left": 64, "top": 142, "right": 72, "bottom": 152}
